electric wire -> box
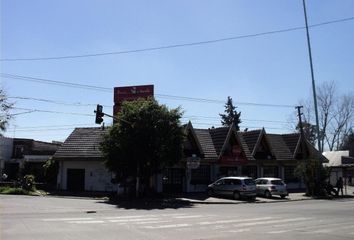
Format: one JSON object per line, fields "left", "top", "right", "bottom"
{"left": 2, "top": 73, "right": 296, "bottom": 108}
{"left": 1, "top": 16, "right": 353, "bottom": 62}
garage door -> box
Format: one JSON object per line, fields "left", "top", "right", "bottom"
{"left": 67, "top": 169, "right": 85, "bottom": 191}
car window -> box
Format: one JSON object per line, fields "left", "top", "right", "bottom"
{"left": 232, "top": 179, "right": 241, "bottom": 185}
{"left": 224, "top": 179, "right": 233, "bottom": 185}
{"left": 215, "top": 180, "right": 224, "bottom": 185}
{"left": 271, "top": 180, "right": 284, "bottom": 185}
{"left": 244, "top": 179, "right": 255, "bottom": 185}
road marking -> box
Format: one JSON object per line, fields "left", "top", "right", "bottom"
{"left": 233, "top": 217, "right": 312, "bottom": 227}
{"left": 68, "top": 220, "right": 105, "bottom": 224}
{"left": 199, "top": 217, "right": 275, "bottom": 225}
{"left": 268, "top": 230, "right": 291, "bottom": 234}
{"left": 135, "top": 220, "right": 171, "bottom": 225}
{"left": 109, "top": 218, "right": 159, "bottom": 223}
{"left": 224, "top": 228, "right": 251, "bottom": 233}
{"left": 173, "top": 215, "right": 204, "bottom": 219}
{"left": 144, "top": 223, "right": 191, "bottom": 229}
{"left": 42, "top": 217, "right": 94, "bottom": 222}
{"left": 103, "top": 213, "right": 187, "bottom": 220}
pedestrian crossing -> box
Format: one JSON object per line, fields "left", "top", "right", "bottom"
{"left": 40, "top": 213, "right": 354, "bottom": 236}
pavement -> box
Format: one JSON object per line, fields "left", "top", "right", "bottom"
{"left": 172, "top": 185, "right": 354, "bottom": 205}
{"left": 44, "top": 185, "right": 354, "bottom": 207}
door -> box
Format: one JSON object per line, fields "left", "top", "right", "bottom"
{"left": 67, "top": 169, "right": 85, "bottom": 191}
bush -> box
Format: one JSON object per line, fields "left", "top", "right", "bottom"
{"left": 22, "top": 175, "right": 36, "bottom": 191}
{"left": 0, "top": 186, "right": 29, "bottom": 195}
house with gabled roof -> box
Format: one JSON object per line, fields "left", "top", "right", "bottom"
{"left": 55, "top": 122, "right": 323, "bottom": 193}
{"left": 53, "top": 127, "right": 117, "bottom": 192}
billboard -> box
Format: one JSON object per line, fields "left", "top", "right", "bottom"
{"left": 113, "top": 85, "right": 154, "bottom": 118}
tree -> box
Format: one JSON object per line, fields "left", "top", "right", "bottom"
{"left": 300, "top": 81, "right": 354, "bottom": 151}
{"left": 296, "top": 121, "right": 317, "bottom": 146}
{"left": 294, "top": 159, "right": 329, "bottom": 197}
{"left": 0, "top": 88, "right": 13, "bottom": 134}
{"left": 219, "top": 96, "right": 241, "bottom": 131}
{"left": 341, "top": 129, "right": 354, "bottom": 151}
{"left": 101, "top": 99, "right": 185, "bottom": 197}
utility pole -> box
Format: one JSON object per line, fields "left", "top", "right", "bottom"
{"left": 302, "top": 0, "right": 322, "bottom": 154}
{"left": 296, "top": 106, "right": 306, "bottom": 158}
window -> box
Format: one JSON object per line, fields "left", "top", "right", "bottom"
{"left": 284, "top": 166, "right": 299, "bottom": 183}
{"left": 242, "top": 166, "right": 258, "bottom": 178}
{"left": 191, "top": 165, "right": 210, "bottom": 185}
{"left": 263, "top": 166, "right": 278, "bottom": 177}
{"left": 14, "top": 146, "right": 24, "bottom": 158}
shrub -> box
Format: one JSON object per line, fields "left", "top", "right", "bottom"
{"left": 22, "top": 175, "right": 36, "bottom": 191}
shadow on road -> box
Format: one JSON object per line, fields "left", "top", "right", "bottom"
{"left": 98, "top": 196, "right": 194, "bottom": 210}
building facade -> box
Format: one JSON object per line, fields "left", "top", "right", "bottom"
{"left": 56, "top": 123, "right": 322, "bottom": 193}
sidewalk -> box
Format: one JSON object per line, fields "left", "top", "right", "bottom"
{"left": 173, "top": 186, "right": 354, "bottom": 205}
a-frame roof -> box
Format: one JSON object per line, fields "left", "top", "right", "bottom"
{"left": 184, "top": 121, "right": 204, "bottom": 156}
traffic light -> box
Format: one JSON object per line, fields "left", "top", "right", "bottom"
{"left": 95, "top": 104, "right": 104, "bottom": 124}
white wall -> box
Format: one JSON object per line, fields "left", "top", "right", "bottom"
{"left": 58, "top": 160, "right": 117, "bottom": 192}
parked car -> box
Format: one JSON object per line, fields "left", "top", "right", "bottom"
{"left": 207, "top": 176, "right": 257, "bottom": 200}
{"left": 255, "top": 177, "right": 288, "bottom": 198}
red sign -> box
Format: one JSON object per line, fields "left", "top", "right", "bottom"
{"left": 219, "top": 145, "right": 247, "bottom": 165}
{"left": 113, "top": 85, "right": 154, "bottom": 118}
{"left": 114, "top": 85, "right": 154, "bottom": 103}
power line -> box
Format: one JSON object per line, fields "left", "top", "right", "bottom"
{"left": 2, "top": 73, "right": 296, "bottom": 108}
{"left": 1, "top": 16, "right": 353, "bottom": 62}
{"left": 9, "top": 96, "right": 112, "bottom": 107}
{"left": 13, "top": 107, "right": 94, "bottom": 117}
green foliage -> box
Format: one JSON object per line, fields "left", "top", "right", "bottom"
{"left": 219, "top": 96, "right": 241, "bottom": 131}
{"left": 0, "top": 186, "right": 29, "bottom": 195}
{"left": 294, "top": 159, "right": 330, "bottom": 196}
{"left": 43, "top": 158, "right": 59, "bottom": 186}
{"left": 0, "top": 88, "right": 14, "bottom": 133}
{"left": 296, "top": 121, "right": 317, "bottom": 146}
{"left": 101, "top": 99, "right": 185, "bottom": 191}
{"left": 22, "top": 175, "right": 36, "bottom": 191}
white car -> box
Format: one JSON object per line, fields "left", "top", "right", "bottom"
{"left": 207, "top": 177, "right": 257, "bottom": 200}
{"left": 255, "top": 177, "right": 288, "bottom": 198}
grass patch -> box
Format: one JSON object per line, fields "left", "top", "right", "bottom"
{"left": 0, "top": 186, "right": 46, "bottom": 196}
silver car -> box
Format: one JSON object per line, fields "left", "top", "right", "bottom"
{"left": 207, "top": 177, "right": 257, "bottom": 200}
{"left": 255, "top": 177, "right": 288, "bottom": 198}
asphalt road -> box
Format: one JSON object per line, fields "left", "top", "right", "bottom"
{"left": 1, "top": 195, "right": 354, "bottom": 240}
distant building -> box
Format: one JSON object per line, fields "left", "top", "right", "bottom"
{"left": 56, "top": 123, "right": 323, "bottom": 193}
{"left": 323, "top": 149, "right": 354, "bottom": 186}
{"left": 0, "top": 137, "right": 61, "bottom": 182}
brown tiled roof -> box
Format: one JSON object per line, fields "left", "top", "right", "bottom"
{"left": 236, "top": 132, "right": 255, "bottom": 160}
{"left": 240, "top": 130, "right": 262, "bottom": 154}
{"left": 281, "top": 133, "right": 300, "bottom": 155}
{"left": 53, "top": 127, "right": 108, "bottom": 160}
{"left": 194, "top": 129, "right": 218, "bottom": 161}
{"left": 209, "top": 127, "right": 229, "bottom": 156}
{"left": 267, "top": 134, "right": 294, "bottom": 161}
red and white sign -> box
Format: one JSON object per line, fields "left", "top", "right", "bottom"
{"left": 113, "top": 85, "right": 154, "bottom": 117}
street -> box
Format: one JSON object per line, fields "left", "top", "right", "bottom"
{"left": 1, "top": 195, "right": 354, "bottom": 240}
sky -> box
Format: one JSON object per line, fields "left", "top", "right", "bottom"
{"left": 1, "top": 0, "right": 354, "bottom": 143}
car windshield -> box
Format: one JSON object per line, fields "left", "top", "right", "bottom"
{"left": 244, "top": 179, "right": 255, "bottom": 185}
{"left": 271, "top": 180, "right": 284, "bottom": 185}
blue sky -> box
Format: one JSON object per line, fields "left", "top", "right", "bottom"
{"left": 1, "top": 0, "right": 354, "bottom": 142}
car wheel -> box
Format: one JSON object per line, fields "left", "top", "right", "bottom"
{"left": 233, "top": 191, "right": 241, "bottom": 200}
{"left": 207, "top": 189, "right": 214, "bottom": 197}
{"left": 265, "top": 190, "right": 272, "bottom": 198}
{"left": 280, "top": 195, "right": 286, "bottom": 199}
